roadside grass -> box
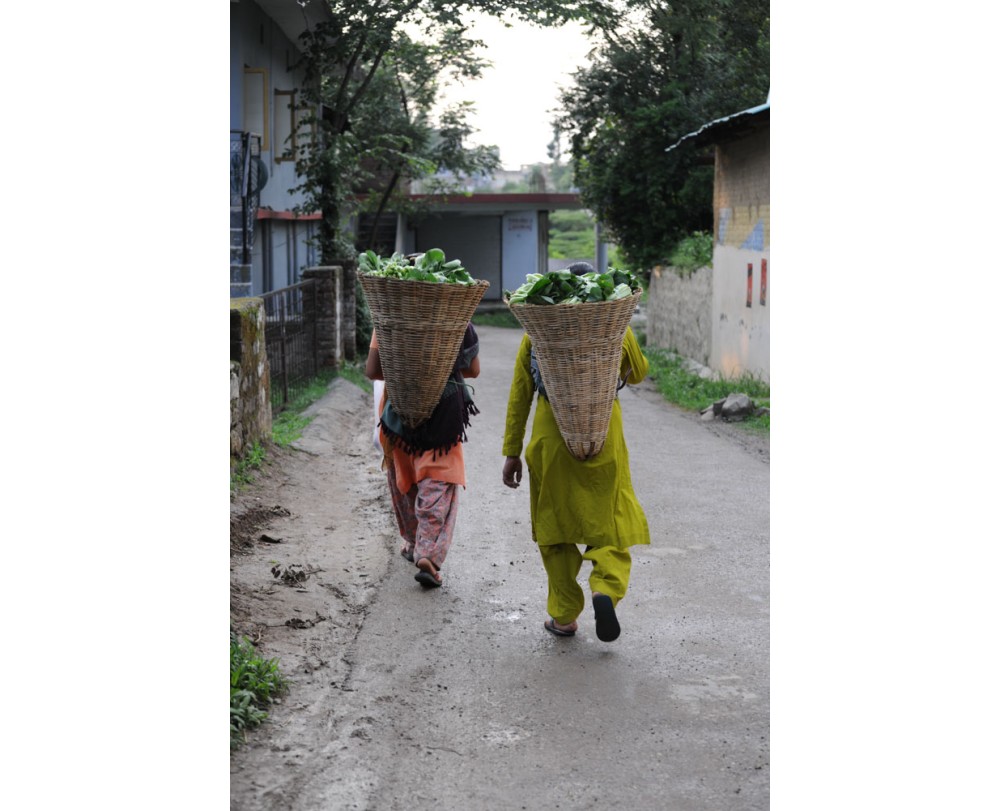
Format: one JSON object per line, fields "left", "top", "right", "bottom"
{"left": 232, "top": 366, "right": 368, "bottom": 493}
{"left": 231, "top": 442, "right": 266, "bottom": 488}
{"left": 337, "top": 361, "right": 373, "bottom": 394}
{"left": 271, "top": 368, "right": 340, "bottom": 448}
{"left": 230, "top": 631, "right": 286, "bottom": 750}
{"left": 643, "top": 346, "right": 770, "bottom": 435}
{"left": 472, "top": 309, "right": 521, "bottom": 329}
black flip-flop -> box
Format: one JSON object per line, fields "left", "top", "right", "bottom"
{"left": 592, "top": 594, "right": 620, "bottom": 642}
{"left": 400, "top": 548, "right": 414, "bottom": 562}
{"left": 544, "top": 619, "right": 575, "bottom": 637}
{"left": 414, "top": 570, "right": 442, "bottom": 588}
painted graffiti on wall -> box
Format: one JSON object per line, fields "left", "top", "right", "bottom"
{"left": 743, "top": 258, "right": 768, "bottom": 308}
{"left": 741, "top": 221, "right": 765, "bottom": 252}
{"left": 717, "top": 207, "right": 769, "bottom": 252}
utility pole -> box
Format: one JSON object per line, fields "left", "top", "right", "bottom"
{"left": 595, "top": 220, "right": 608, "bottom": 273}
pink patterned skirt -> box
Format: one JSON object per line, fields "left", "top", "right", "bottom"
{"left": 385, "top": 462, "right": 459, "bottom": 570}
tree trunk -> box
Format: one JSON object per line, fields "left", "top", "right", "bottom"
{"left": 319, "top": 204, "right": 340, "bottom": 266}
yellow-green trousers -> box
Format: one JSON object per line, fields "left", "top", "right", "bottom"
{"left": 538, "top": 543, "right": 632, "bottom": 625}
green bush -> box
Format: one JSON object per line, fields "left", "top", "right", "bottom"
{"left": 668, "top": 231, "right": 713, "bottom": 276}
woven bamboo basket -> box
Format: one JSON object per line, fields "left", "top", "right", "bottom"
{"left": 360, "top": 275, "right": 490, "bottom": 429}
{"left": 506, "top": 291, "right": 641, "bottom": 460}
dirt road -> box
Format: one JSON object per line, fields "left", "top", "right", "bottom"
{"left": 230, "top": 324, "right": 769, "bottom": 810}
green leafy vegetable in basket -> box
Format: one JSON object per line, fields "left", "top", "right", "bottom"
{"left": 504, "top": 268, "right": 641, "bottom": 305}
{"left": 358, "top": 248, "right": 475, "bottom": 285}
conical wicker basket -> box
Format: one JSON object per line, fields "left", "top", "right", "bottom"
{"left": 360, "top": 275, "right": 490, "bottom": 429}
{"left": 506, "top": 291, "right": 641, "bottom": 460}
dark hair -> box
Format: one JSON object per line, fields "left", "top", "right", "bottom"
{"left": 566, "top": 262, "right": 595, "bottom": 276}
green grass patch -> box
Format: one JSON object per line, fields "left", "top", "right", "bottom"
{"left": 272, "top": 413, "right": 312, "bottom": 447}
{"left": 643, "top": 346, "right": 769, "bottom": 432}
{"left": 472, "top": 309, "right": 522, "bottom": 329}
{"left": 230, "top": 442, "right": 265, "bottom": 491}
{"left": 338, "top": 362, "right": 373, "bottom": 393}
{"left": 230, "top": 632, "right": 286, "bottom": 750}
{"left": 285, "top": 368, "right": 340, "bottom": 412}
{"left": 270, "top": 368, "right": 341, "bottom": 447}
{"left": 234, "top": 366, "right": 371, "bottom": 492}
{"left": 741, "top": 410, "right": 770, "bottom": 435}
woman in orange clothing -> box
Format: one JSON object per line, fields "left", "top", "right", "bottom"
{"left": 366, "top": 324, "right": 480, "bottom": 589}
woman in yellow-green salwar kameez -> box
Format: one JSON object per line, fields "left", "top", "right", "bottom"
{"left": 501, "top": 295, "right": 650, "bottom": 643}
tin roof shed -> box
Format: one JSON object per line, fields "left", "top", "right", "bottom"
{"left": 665, "top": 97, "right": 770, "bottom": 153}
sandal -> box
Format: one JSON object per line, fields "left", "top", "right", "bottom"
{"left": 592, "top": 593, "right": 620, "bottom": 642}
{"left": 543, "top": 619, "right": 576, "bottom": 637}
{"left": 414, "top": 557, "right": 442, "bottom": 589}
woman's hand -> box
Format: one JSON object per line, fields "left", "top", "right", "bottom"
{"left": 502, "top": 456, "right": 522, "bottom": 489}
{"left": 460, "top": 355, "right": 481, "bottom": 379}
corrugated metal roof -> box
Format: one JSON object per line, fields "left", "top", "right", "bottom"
{"left": 665, "top": 96, "right": 770, "bottom": 154}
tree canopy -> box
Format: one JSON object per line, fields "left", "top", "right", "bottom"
{"left": 556, "top": 0, "right": 769, "bottom": 270}
{"left": 291, "top": 0, "right": 631, "bottom": 263}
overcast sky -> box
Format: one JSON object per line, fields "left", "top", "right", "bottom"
{"left": 435, "top": 14, "right": 595, "bottom": 170}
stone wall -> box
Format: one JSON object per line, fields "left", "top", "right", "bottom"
{"left": 645, "top": 264, "right": 713, "bottom": 365}
{"left": 341, "top": 258, "right": 358, "bottom": 361}
{"left": 230, "top": 298, "right": 272, "bottom": 465}
{"left": 301, "top": 265, "right": 345, "bottom": 366}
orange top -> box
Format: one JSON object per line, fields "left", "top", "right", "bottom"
{"left": 371, "top": 332, "right": 466, "bottom": 491}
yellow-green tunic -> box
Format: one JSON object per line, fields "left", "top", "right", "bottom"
{"left": 502, "top": 327, "right": 650, "bottom": 550}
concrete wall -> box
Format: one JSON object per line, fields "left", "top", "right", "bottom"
{"left": 645, "top": 264, "right": 713, "bottom": 365}
{"left": 413, "top": 215, "right": 503, "bottom": 299}
{"left": 502, "top": 211, "right": 542, "bottom": 296}
{"left": 710, "top": 126, "right": 770, "bottom": 381}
